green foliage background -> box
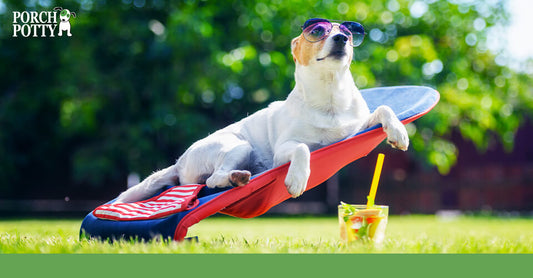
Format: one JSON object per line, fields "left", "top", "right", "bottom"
{"left": 0, "top": 0, "right": 532, "bottom": 199}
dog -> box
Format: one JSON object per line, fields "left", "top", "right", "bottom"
{"left": 54, "top": 7, "right": 76, "bottom": 37}
{"left": 115, "top": 18, "right": 408, "bottom": 203}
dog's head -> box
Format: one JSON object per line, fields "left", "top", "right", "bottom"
{"left": 291, "top": 18, "right": 365, "bottom": 68}
{"left": 60, "top": 9, "right": 72, "bottom": 22}
{"left": 54, "top": 7, "right": 77, "bottom": 22}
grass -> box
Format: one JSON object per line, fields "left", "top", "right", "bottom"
{"left": 1, "top": 215, "right": 533, "bottom": 253}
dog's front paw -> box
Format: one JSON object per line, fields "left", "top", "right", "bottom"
{"left": 284, "top": 169, "right": 310, "bottom": 198}
{"left": 385, "top": 122, "right": 409, "bottom": 151}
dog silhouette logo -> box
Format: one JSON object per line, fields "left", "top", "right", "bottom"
{"left": 54, "top": 7, "right": 76, "bottom": 37}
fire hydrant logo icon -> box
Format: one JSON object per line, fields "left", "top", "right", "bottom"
{"left": 55, "top": 7, "right": 76, "bottom": 37}
{"left": 12, "top": 6, "right": 77, "bottom": 38}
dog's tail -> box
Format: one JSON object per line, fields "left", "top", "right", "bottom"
{"left": 114, "top": 165, "right": 179, "bottom": 203}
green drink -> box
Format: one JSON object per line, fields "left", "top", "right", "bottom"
{"left": 338, "top": 203, "right": 389, "bottom": 243}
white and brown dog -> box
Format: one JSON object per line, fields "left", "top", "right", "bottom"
{"left": 115, "top": 18, "right": 408, "bottom": 203}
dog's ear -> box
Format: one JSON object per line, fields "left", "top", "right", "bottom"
{"left": 53, "top": 7, "right": 63, "bottom": 11}
{"left": 291, "top": 37, "right": 299, "bottom": 63}
{"left": 71, "top": 12, "right": 76, "bottom": 18}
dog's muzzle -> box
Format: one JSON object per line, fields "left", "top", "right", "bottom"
{"left": 333, "top": 33, "right": 349, "bottom": 46}
{"left": 317, "top": 34, "right": 349, "bottom": 61}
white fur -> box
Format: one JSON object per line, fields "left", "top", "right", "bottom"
{"left": 58, "top": 9, "right": 72, "bottom": 37}
{"left": 115, "top": 23, "right": 409, "bottom": 203}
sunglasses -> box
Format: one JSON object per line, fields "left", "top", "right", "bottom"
{"left": 301, "top": 18, "right": 365, "bottom": 47}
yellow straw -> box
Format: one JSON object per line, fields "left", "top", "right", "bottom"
{"left": 367, "top": 153, "right": 385, "bottom": 208}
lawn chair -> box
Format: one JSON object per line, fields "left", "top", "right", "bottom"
{"left": 80, "top": 86, "right": 439, "bottom": 241}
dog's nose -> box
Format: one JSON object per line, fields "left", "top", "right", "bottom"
{"left": 333, "top": 34, "right": 348, "bottom": 46}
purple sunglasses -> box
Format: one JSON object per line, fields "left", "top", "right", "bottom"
{"left": 302, "top": 18, "right": 365, "bottom": 47}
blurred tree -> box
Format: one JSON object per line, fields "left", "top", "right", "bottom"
{"left": 0, "top": 0, "right": 531, "bottom": 198}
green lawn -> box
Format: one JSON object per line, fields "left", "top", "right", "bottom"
{"left": 1, "top": 215, "right": 532, "bottom": 253}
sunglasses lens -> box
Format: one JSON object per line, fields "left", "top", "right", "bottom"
{"left": 352, "top": 33, "right": 365, "bottom": 47}
{"left": 341, "top": 22, "right": 365, "bottom": 47}
{"left": 303, "top": 22, "right": 331, "bottom": 42}
{"left": 302, "top": 19, "right": 365, "bottom": 46}
{"left": 302, "top": 18, "right": 328, "bottom": 30}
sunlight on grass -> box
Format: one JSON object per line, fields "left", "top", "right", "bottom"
{"left": 1, "top": 215, "right": 532, "bottom": 253}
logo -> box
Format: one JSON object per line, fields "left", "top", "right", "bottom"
{"left": 12, "top": 6, "right": 77, "bottom": 38}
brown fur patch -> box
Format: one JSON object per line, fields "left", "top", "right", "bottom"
{"left": 291, "top": 35, "right": 325, "bottom": 66}
{"left": 229, "top": 170, "right": 251, "bottom": 187}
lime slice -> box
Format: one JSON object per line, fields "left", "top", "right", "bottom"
{"left": 367, "top": 217, "right": 382, "bottom": 238}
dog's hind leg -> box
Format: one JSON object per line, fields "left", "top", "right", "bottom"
{"left": 114, "top": 164, "right": 178, "bottom": 203}
{"left": 205, "top": 141, "right": 252, "bottom": 188}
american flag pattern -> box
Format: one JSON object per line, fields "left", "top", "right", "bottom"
{"left": 93, "top": 184, "right": 205, "bottom": 221}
